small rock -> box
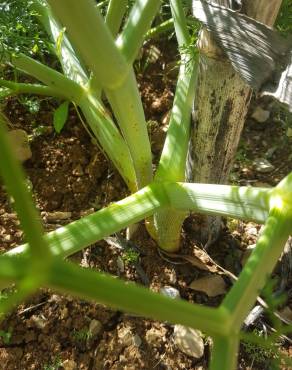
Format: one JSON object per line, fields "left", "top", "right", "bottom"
{"left": 72, "top": 164, "right": 84, "bottom": 176}
{"left": 118, "top": 327, "right": 133, "bottom": 347}
{"left": 246, "top": 226, "right": 258, "bottom": 237}
{"left": 3, "top": 234, "right": 11, "bottom": 242}
{"left": 132, "top": 334, "right": 142, "bottom": 347}
{"left": 189, "top": 275, "right": 226, "bottom": 297}
{"left": 253, "top": 158, "right": 275, "bottom": 173}
{"left": 60, "top": 307, "right": 69, "bottom": 320}
{"left": 30, "top": 315, "right": 47, "bottom": 330}
{"left": 7, "top": 129, "right": 32, "bottom": 162}
{"left": 62, "top": 359, "right": 77, "bottom": 370}
{"left": 116, "top": 256, "right": 125, "bottom": 273}
{"left": 89, "top": 319, "right": 102, "bottom": 338}
{"left": 173, "top": 325, "right": 204, "bottom": 359}
{"left": 145, "top": 327, "right": 166, "bottom": 345}
{"left": 251, "top": 106, "right": 270, "bottom": 123}
{"left": 45, "top": 211, "right": 72, "bottom": 222}
{"left": 160, "top": 286, "right": 180, "bottom": 300}
{"left": 161, "top": 110, "right": 171, "bottom": 127}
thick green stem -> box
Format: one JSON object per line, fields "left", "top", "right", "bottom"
{"left": 0, "top": 79, "right": 67, "bottom": 99}
{"left": 30, "top": 0, "right": 89, "bottom": 86}
{"left": 145, "top": 18, "right": 175, "bottom": 40}
{"left": 6, "top": 182, "right": 271, "bottom": 259}
{"left": 117, "top": 0, "right": 162, "bottom": 63}
{"left": 47, "top": 0, "right": 129, "bottom": 90}
{"left": 0, "top": 114, "right": 51, "bottom": 266}
{"left": 152, "top": 0, "right": 198, "bottom": 251}
{"left": 10, "top": 54, "right": 84, "bottom": 103}
{"left": 79, "top": 94, "right": 137, "bottom": 191}
{"left": 49, "top": 258, "right": 229, "bottom": 337}
{"left": 210, "top": 335, "right": 239, "bottom": 370}
{"left": 105, "top": 0, "right": 128, "bottom": 36}
{"left": 105, "top": 71, "right": 153, "bottom": 188}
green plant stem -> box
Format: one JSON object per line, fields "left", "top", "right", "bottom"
{"left": 79, "top": 94, "right": 137, "bottom": 191}
{"left": 222, "top": 208, "right": 291, "bottom": 331}
{"left": 0, "top": 79, "right": 67, "bottom": 99}
{"left": 152, "top": 0, "right": 198, "bottom": 251}
{"left": 0, "top": 113, "right": 51, "bottom": 269}
{"left": 6, "top": 182, "right": 271, "bottom": 259}
{"left": 0, "top": 252, "right": 228, "bottom": 335}
{"left": 30, "top": 0, "right": 89, "bottom": 86}
{"left": 47, "top": 0, "right": 129, "bottom": 90}
{"left": 105, "top": 0, "right": 128, "bottom": 36}
{"left": 117, "top": 0, "right": 162, "bottom": 63}
{"left": 210, "top": 335, "right": 239, "bottom": 370}
{"left": 48, "top": 258, "right": 229, "bottom": 337}
{"left": 105, "top": 72, "right": 153, "bottom": 188}
{"left": 47, "top": 0, "right": 153, "bottom": 189}
{"left": 10, "top": 54, "right": 84, "bottom": 103}
{"left": 145, "top": 18, "right": 175, "bottom": 40}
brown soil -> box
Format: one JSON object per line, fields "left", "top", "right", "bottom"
{"left": 0, "top": 39, "right": 291, "bottom": 370}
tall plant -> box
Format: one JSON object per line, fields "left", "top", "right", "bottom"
{"left": 0, "top": 0, "right": 199, "bottom": 250}
{"left": 0, "top": 109, "right": 292, "bottom": 369}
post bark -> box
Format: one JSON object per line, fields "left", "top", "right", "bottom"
{"left": 191, "top": 0, "right": 283, "bottom": 246}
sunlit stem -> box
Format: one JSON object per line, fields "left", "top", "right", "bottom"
{"left": 79, "top": 94, "right": 137, "bottom": 191}
{"left": 6, "top": 182, "right": 270, "bottom": 260}
{"left": 145, "top": 18, "right": 175, "bottom": 40}
{"left": 0, "top": 113, "right": 52, "bottom": 277}
{"left": 89, "top": 0, "right": 128, "bottom": 93}
{"left": 152, "top": 0, "right": 198, "bottom": 251}
{"left": 47, "top": 0, "right": 129, "bottom": 90}
{"left": 105, "top": 0, "right": 128, "bottom": 36}
{"left": 10, "top": 54, "right": 84, "bottom": 103}
{"left": 117, "top": 0, "right": 162, "bottom": 63}
{"left": 30, "top": 0, "right": 89, "bottom": 86}
{"left": 105, "top": 71, "right": 153, "bottom": 188}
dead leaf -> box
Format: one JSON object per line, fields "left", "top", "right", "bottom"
{"left": 189, "top": 275, "right": 227, "bottom": 297}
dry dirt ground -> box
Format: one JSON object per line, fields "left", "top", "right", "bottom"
{"left": 0, "top": 40, "right": 291, "bottom": 369}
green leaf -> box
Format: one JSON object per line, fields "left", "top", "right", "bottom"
{"left": 53, "top": 101, "right": 69, "bottom": 133}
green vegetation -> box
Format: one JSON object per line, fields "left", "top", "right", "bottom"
{"left": 0, "top": 1, "right": 291, "bottom": 370}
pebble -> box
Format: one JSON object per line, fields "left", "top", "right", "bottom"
{"left": 173, "top": 325, "right": 204, "bottom": 359}
{"left": 7, "top": 129, "right": 32, "bottom": 162}
{"left": 251, "top": 106, "right": 270, "bottom": 123}
{"left": 45, "top": 211, "right": 72, "bottom": 222}
{"left": 89, "top": 319, "right": 103, "bottom": 338}
{"left": 246, "top": 227, "right": 258, "bottom": 237}
{"left": 62, "top": 359, "right": 77, "bottom": 370}
{"left": 116, "top": 256, "right": 125, "bottom": 273}
{"left": 132, "top": 334, "right": 142, "bottom": 347}
{"left": 60, "top": 307, "right": 69, "bottom": 320}
{"left": 253, "top": 158, "right": 275, "bottom": 173}
{"left": 118, "top": 327, "right": 133, "bottom": 347}
{"left": 145, "top": 327, "right": 166, "bottom": 345}
{"left": 160, "top": 286, "right": 180, "bottom": 299}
